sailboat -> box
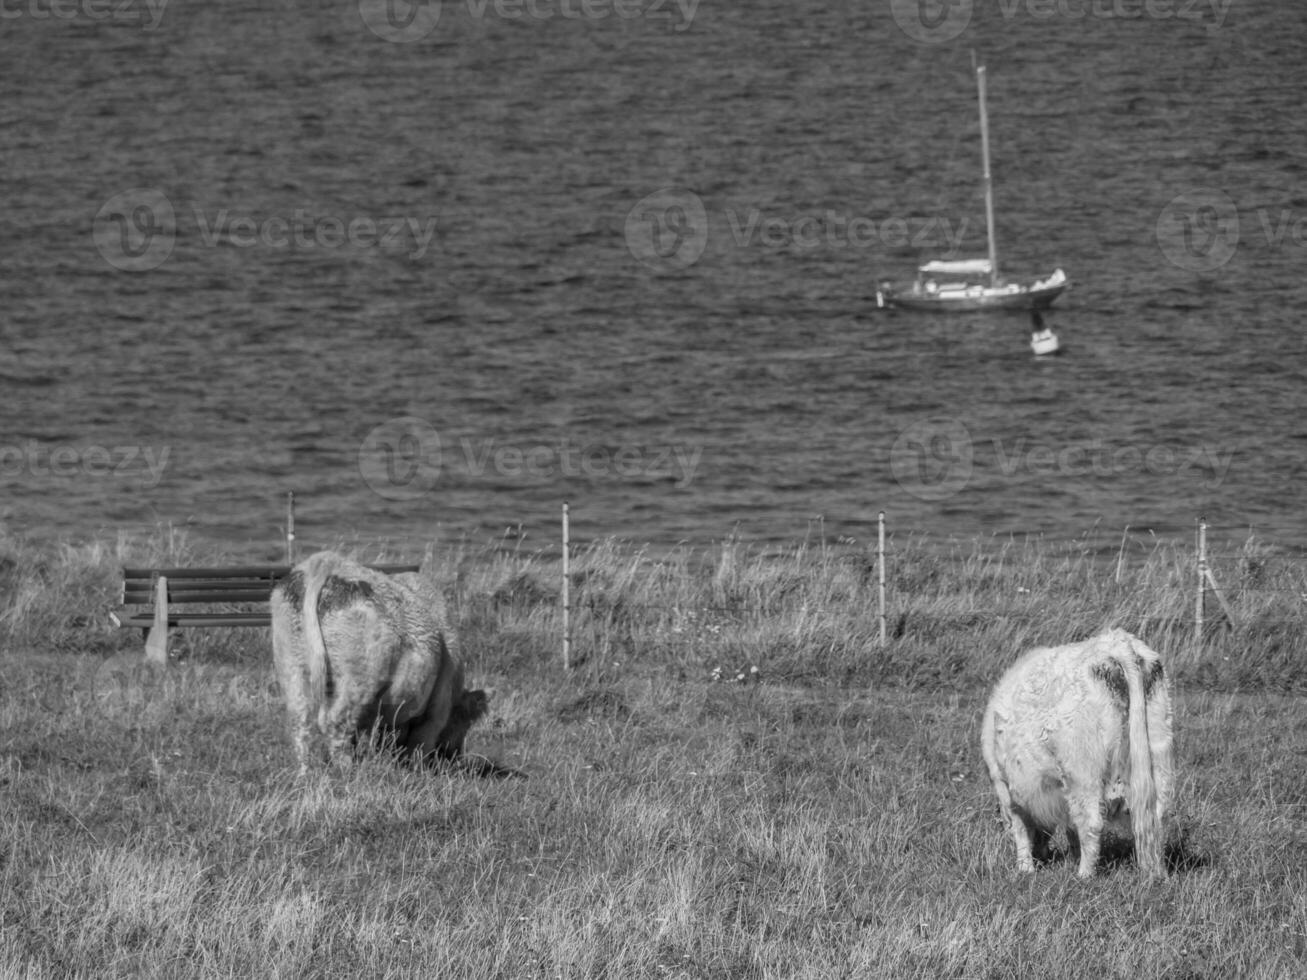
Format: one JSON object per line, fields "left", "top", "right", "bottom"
{"left": 877, "top": 64, "right": 1068, "bottom": 312}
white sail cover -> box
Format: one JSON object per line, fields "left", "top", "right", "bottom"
{"left": 919, "top": 258, "right": 992, "bottom": 275}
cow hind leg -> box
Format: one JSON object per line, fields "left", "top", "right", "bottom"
{"left": 323, "top": 699, "right": 368, "bottom": 770}
{"left": 1068, "top": 791, "right": 1105, "bottom": 879}
{"left": 274, "top": 676, "right": 316, "bottom": 775}
{"left": 282, "top": 695, "right": 318, "bottom": 776}
{"left": 328, "top": 731, "right": 355, "bottom": 770}
{"left": 291, "top": 718, "right": 315, "bottom": 775}
{"left": 991, "top": 778, "right": 1038, "bottom": 873}
{"left": 272, "top": 634, "right": 317, "bottom": 774}
{"left": 1007, "top": 803, "right": 1066, "bottom": 872}
{"left": 1007, "top": 811, "right": 1038, "bottom": 873}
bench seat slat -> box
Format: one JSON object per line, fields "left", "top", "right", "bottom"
{"left": 123, "top": 581, "right": 283, "bottom": 595}
{"left": 121, "top": 589, "right": 280, "bottom": 604}
{"left": 132, "top": 579, "right": 286, "bottom": 590}
{"left": 122, "top": 589, "right": 284, "bottom": 604}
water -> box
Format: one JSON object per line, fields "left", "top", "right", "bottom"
{"left": 3, "top": 0, "right": 1305, "bottom": 559}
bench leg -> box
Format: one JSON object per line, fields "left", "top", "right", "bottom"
{"left": 144, "top": 576, "right": 169, "bottom": 665}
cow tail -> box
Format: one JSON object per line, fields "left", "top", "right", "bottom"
{"left": 299, "top": 551, "right": 338, "bottom": 714}
{"left": 1120, "top": 649, "right": 1163, "bottom": 877}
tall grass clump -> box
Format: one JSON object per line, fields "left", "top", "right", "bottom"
{"left": 2, "top": 528, "right": 1304, "bottom": 692}
{"left": 448, "top": 532, "right": 1305, "bottom": 694}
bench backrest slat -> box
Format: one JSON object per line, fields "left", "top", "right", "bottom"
{"left": 122, "top": 563, "right": 420, "bottom": 581}
{"left": 123, "top": 565, "right": 290, "bottom": 580}
{"left": 120, "top": 563, "right": 421, "bottom": 606}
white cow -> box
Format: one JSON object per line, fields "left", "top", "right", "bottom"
{"left": 980, "top": 628, "right": 1174, "bottom": 878}
{"left": 271, "top": 551, "right": 487, "bottom": 773}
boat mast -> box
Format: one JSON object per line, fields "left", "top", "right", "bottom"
{"left": 976, "top": 64, "right": 999, "bottom": 287}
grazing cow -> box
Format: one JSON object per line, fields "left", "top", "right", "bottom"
{"left": 271, "top": 551, "right": 488, "bottom": 773}
{"left": 980, "top": 628, "right": 1174, "bottom": 879}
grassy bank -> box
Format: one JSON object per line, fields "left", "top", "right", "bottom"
{"left": 2, "top": 531, "right": 1305, "bottom": 976}
{"left": 3, "top": 527, "right": 1304, "bottom": 692}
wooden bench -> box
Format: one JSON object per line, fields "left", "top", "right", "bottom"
{"left": 113, "top": 563, "right": 420, "bottom": 662}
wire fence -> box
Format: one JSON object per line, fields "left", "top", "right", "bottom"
{"left": 89, "top": 495, "right": 1307, "bottom": 677}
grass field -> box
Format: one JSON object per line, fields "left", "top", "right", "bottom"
{"left": 2, "top": 531, "right": 1305, "bottom": 977}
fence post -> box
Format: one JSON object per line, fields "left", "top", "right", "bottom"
{"left": 285, "top": 491, "right": 296, "bottom": 564}
{"left": 878, "top": 511, "right": 887, "bottom": 646}
{"left": 1195, "top": 517, "right": 1206, "bottom": 643}
{"left": 562, "top": 501, "right": 571, "bottom": 670}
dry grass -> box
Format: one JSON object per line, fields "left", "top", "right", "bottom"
{"left": 1, "top": 529, "right": 1305, "bottom": 977}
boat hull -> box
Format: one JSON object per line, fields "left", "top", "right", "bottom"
{"left": 878, "top": 274, "right": 1068, "bottom": 313}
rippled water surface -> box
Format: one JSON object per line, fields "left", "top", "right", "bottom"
{"left": 3, "top": 0, "right": 1306, "bottom": 557}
